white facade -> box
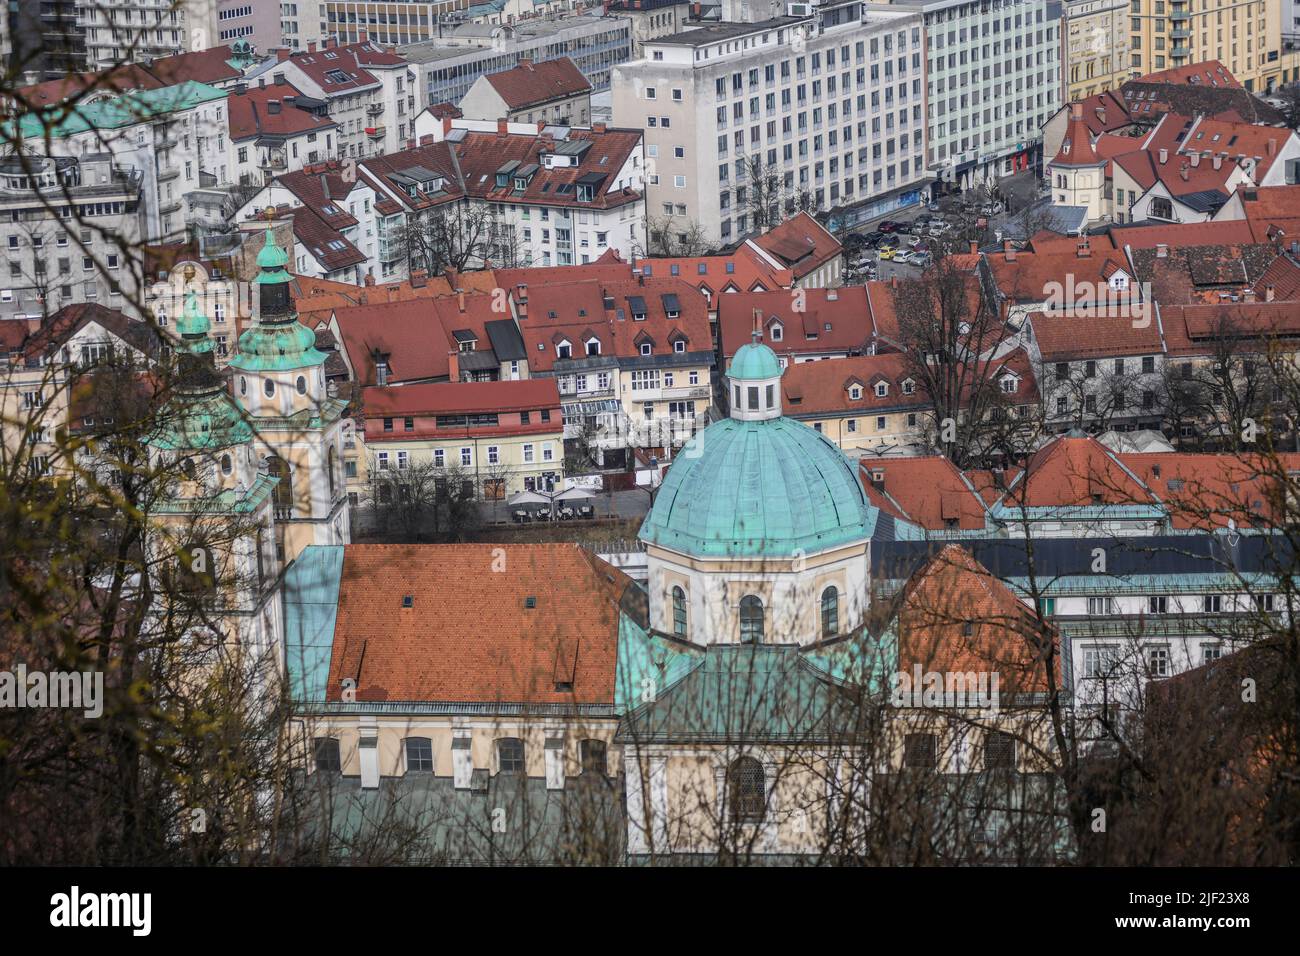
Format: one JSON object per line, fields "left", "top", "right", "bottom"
{"left": 613, "top": 6, "right": 928, "bottom": 247}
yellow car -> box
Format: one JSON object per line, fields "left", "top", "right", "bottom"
{"left": 878, "top": 246, "right": 896, "bottom": 260}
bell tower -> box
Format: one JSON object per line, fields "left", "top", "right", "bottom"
{"left": 227, "top": 225, "right": 351, "bottom": 564}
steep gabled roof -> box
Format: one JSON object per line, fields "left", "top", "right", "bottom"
{"left": 482, "top": 57, "right": 592, "bottom": 110}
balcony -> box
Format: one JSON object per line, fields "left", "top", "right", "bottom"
{"left": 1171, "top": 44, "right": 1190, "bottom": 58}
{"left": 365, "top": 126, "right": 385, "bottom": 139}
{"left": 367, "top": 102, "right": 384, "bottom": 116}
{"left": 1171, "top": 28, "right": 1191, "bottom": 39}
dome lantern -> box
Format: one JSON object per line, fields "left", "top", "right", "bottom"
{"left": 728, "top": 315, "right": 784, "bottom": 422}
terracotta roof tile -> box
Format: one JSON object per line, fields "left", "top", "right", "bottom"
{"left": 750, "top": 212, "right": 842, "bottom": 279}
{"left": 325, "top": 543, "right": 630, "bottom": 705}
{"left": 483, "top": 57, "right": 591, "bottom": 110}
{"left": 718, "top": 288, "right": 873, "bottom": 361}
{"left": 859, "top": 457, "right": 988, "bottom": 531}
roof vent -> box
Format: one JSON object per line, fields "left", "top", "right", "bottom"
{"left": 402, "top": 594, "right": 413, "bottom": 608}
{"left": 524, "top": 596, "right": 537, "bottom": 609}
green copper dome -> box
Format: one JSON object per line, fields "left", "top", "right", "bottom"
{"left": 175, "top": 290, "right": 213, "bottom": 355}
{"left": 227, "top": 320, "right": 326, "bottom": 372}
{"left": 728, "top": 340, "right": 783, "bottom": 380}
{"left": 255, "top": 227, "right": 290, "bottom": 275}
{"left": 639, "top": 416, "right": 876, "bottom": 558}
{"left": 150, "top": 386, "right": 254, "bottom": 451}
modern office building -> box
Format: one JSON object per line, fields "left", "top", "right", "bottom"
{"left": 613, "top": 4, "right": 930, "bottom": 247}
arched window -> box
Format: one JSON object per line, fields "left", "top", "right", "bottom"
{"left": 239, "top": 375, "right": 247, "bottom": 396}
{"left": 313, "top": 737, "right": 341, "bottom": 773}
{"left": 296, "top": 375, "right": 307, "bottom": 395}
{"left": 821, "top": 586, "right": 839, "bottom": 637}
{"left": 180, "top": 457, "right": 196, "bottom": 480}
{"left": 728, "top": 756, "right": 765, "bottom": 822}
{"left": 497, "top": 737, "right": 525, "bottom": 774}
{"left": 220, "top": 453, "right": 233, "bottom": 476}
{"left": 327, "top": 446, "right": 337, "bottom": 498}
{"left": 739, "top": 595, "right": 764, "bottom": 643}
{"left": 672, "top": 585, "right": 688, "bottom": 637}
{"left": 263, "top": 377, "right": 275, "bottom": 398}
{"left": 405, "top": 736, "right": 433, "bottom": 773}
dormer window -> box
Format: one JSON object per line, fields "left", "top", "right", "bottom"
{"left": 640, "top": 343, "right": 652, "bottom": 356}
{"left": 902, "top": 379, "right": 915, "bottom": 395}
{"left": 557, "top": 341, "right": 572, "bottom": 359}
{"left": 585, "top": 338, "right": 601, "bottom": 356}
{"left": 849, "top": 385, "right": 863, "bottom": 400}
{"left": 769, "top": 324, "right": 783, "bottom": 341}
{"left": 875, "top": 382, "right": 888, "bottom": 397}
{"left": 1001, "top": 375, "right": 1018, "bottom": 393}
{"left": 673, "top": 340, "right": 685, "bottom": 353}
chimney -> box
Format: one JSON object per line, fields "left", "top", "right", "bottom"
{"left": 276, "top": 74, "right": 287, "bottom": 87}
{"left": 519, "top": 58, "right": 533, "bottom": 70}
{"left": 1076, "top": 237, "right": 1091, "bottom": 258}
{"left": 445, "top": 266, "right": 459, "bottom": 291}
{"left": 1268, "top": 138, "right": 1278, "bottom": 157}
{"left": 233, "top": 81, "right": 247, "bottom": 95}
{"left": 969, "top": 240, "right": 978, "bottom": 254}
{"left": 359, "top": 29, "right": 368, "bottom": 42}
{"left": 1071, "top": 102, "right": 1083, "bottom": 121}
{"left": 448, "top": 349, "right": 460, "bottom": 382}
{"left": 1158, "top": 148, "right": 1168, "bottom": 165}
{"left": 1096, "top": 105, "right": 1106, "bottom": 124}
{"left": 890, "top": 275, "right": 899, "bottom": 288}
{"left": 276, "top": 48, "right": 290, "bottom": 62}
{"left": 420, "top": 133, "right": 435, "bottom": 145}
{"left": 324, "top": 36, "right": 337, "bottom": 49}
{"left": 1242, "top": 288, "right": 1257, "bottom": 303}
{"left": 364, "top": 273, "right": 375, "bottom": 287}
{"left": 1190, "top": 152, "right": 1201, "bottom": 167}
{"left": 1265, "top": 284, "right": 1276, "bottom": 302}
{"left": 457, "top": 291, "right": 466, "bottom": 313}
{"left": 1155, "top": 242, "right": 1168, "bottom": 258}
{"left": 1179, "top": 163, "right": 1189, "bottom": 181}
{"left": 308, "top": 41, "right": 316, "bottom": 53}
{"left": 497, "top": 118, "right": 508, "bottom": 135}
{"left": 592, "top": 121, "right": 607, "bottom": 133}
{"left": 1003, "top": 239, "right": 1016, "bottom": 262}
{"left": 1213, "top": 154, "right": 1223, "bottom": 170}
{"left": 410, "top": 268, "right": 428, "bottom": 289}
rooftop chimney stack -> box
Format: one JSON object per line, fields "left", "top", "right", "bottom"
{"left": 1158, "top": 148, "right": 1168, "bottom": 165}
{"left": 1265, "top": 284, "right": 1276, "bottom": 302}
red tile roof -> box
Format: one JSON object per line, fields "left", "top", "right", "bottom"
{"left": 483, "top": 57, "right": 592, "bottom": 110}
{"left": 749, "top": 212, "right": 842, "bottom": 279}
{"left": 143, "top": 46, "right": 251, "bottom": 87}
{"left": 1119, "top": 451, "right": 1300, "bottom": 529}
{"left": 896, "top": 545, "right": 1057, "bottom": 697}
{"left": 517, "top": 276, "right": 712, "bottom": 370}
{"left": 227, "top": 83, "right": 337, "bottom": 142}
{"left": 1028, "top": 307, "right": 1163, "bottom": 361}
{"left": 1160, "top": 300, "right": 1300, "bottom": 355}
{"left": 781, "top": 352, "right": 925, "bottom": 416}
{"left": 9, "top": 64, "right": 164, "bottom": 109}
{"left": 277, "top": 43, "right": 386, "bottom": 94}
{"left": 1137, "top": 59, "right": 1239, "bottom": 88}
{"left": 452, "top": 126, "right": 643, "bottom": 210}
{"left": 358, "top": 141, "right": 464, "bottom": 212}
{"left": 637, "top": 246, "right": 791, "bottom": 297}
{"left": 1052, "top": 103, "right": 1102, "bottom": 167}
{"left": 859, "top": 457, "right": 988, "bottom": 531}
{"left": 717, "top": 287, "right": 873, "bottom": 362}
{"left": 325, "top": 543, "right": 631, "bottom": 705}
{"left": 330, "top": 292, "right": 510, "bottom": 385}
{"left": 1003, "top": 435, "right": 1155, "bottom": 509}
{"left": 360, "top": 379, "right": 561, "bottom": 440}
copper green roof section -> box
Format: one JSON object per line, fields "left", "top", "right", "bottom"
{"left": 728, "top": 340, "right": 783, "bottom": 380}
{"left": 614, "top": 612, "right": 702, "bottom": 714}
{"left": 254, "top": 227, "right": 291, "bottom": 277}
{"left": 149, "top": 383, "right": 254, "bottom": 451}
{"left": 284, "top": 544, "right": 346, "bottom": 704}
{"left": 615, "top": 644, "right": 861, "bottom": 744}
{"left": 175, "top": 290, "right": 213, "bottom": 355}
{"left": 6, "top": 81, "right": 227, "bottom": 139}
{"left": 227, "top": 319, "right": 326, "bottom": 372}
{"left": 639, "top": 416, "right": 876, "bottom": 558}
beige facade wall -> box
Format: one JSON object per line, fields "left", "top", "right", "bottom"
{"left": 1065, "top": 0, "right": 1131, "bottom": 100}
{"left": 1128, "top": 0, "right": 1285, "bottom": 92}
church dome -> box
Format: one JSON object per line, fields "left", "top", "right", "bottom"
{"left": 729, "top": 340, "right": 783, "bottom": 380}
{"left": 638, "top": 415, "right": 876, "bottom": 558}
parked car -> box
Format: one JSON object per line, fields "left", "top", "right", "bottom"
{"left": 893, "top": 250, "right": 916, "bottom": 264}
{"left": 926, "top": 199, "right": 941, "bottom": 212}
{"left": 981, "top": 202, "right": 1003, "bottom": 216}
{"left": 913, "top": 252, "right": 932, "bottom": 269}
{"left": 878, "top": 245, "right": 897, "bottom": 260}
{"left": 877, "top": 219, "right": 904, "bottom": 233}
{"left": 928, "top": 221, "right": 951, "bottom": 236}
{"left": 910, "top": 238, "right": 931, "bottom": 253}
